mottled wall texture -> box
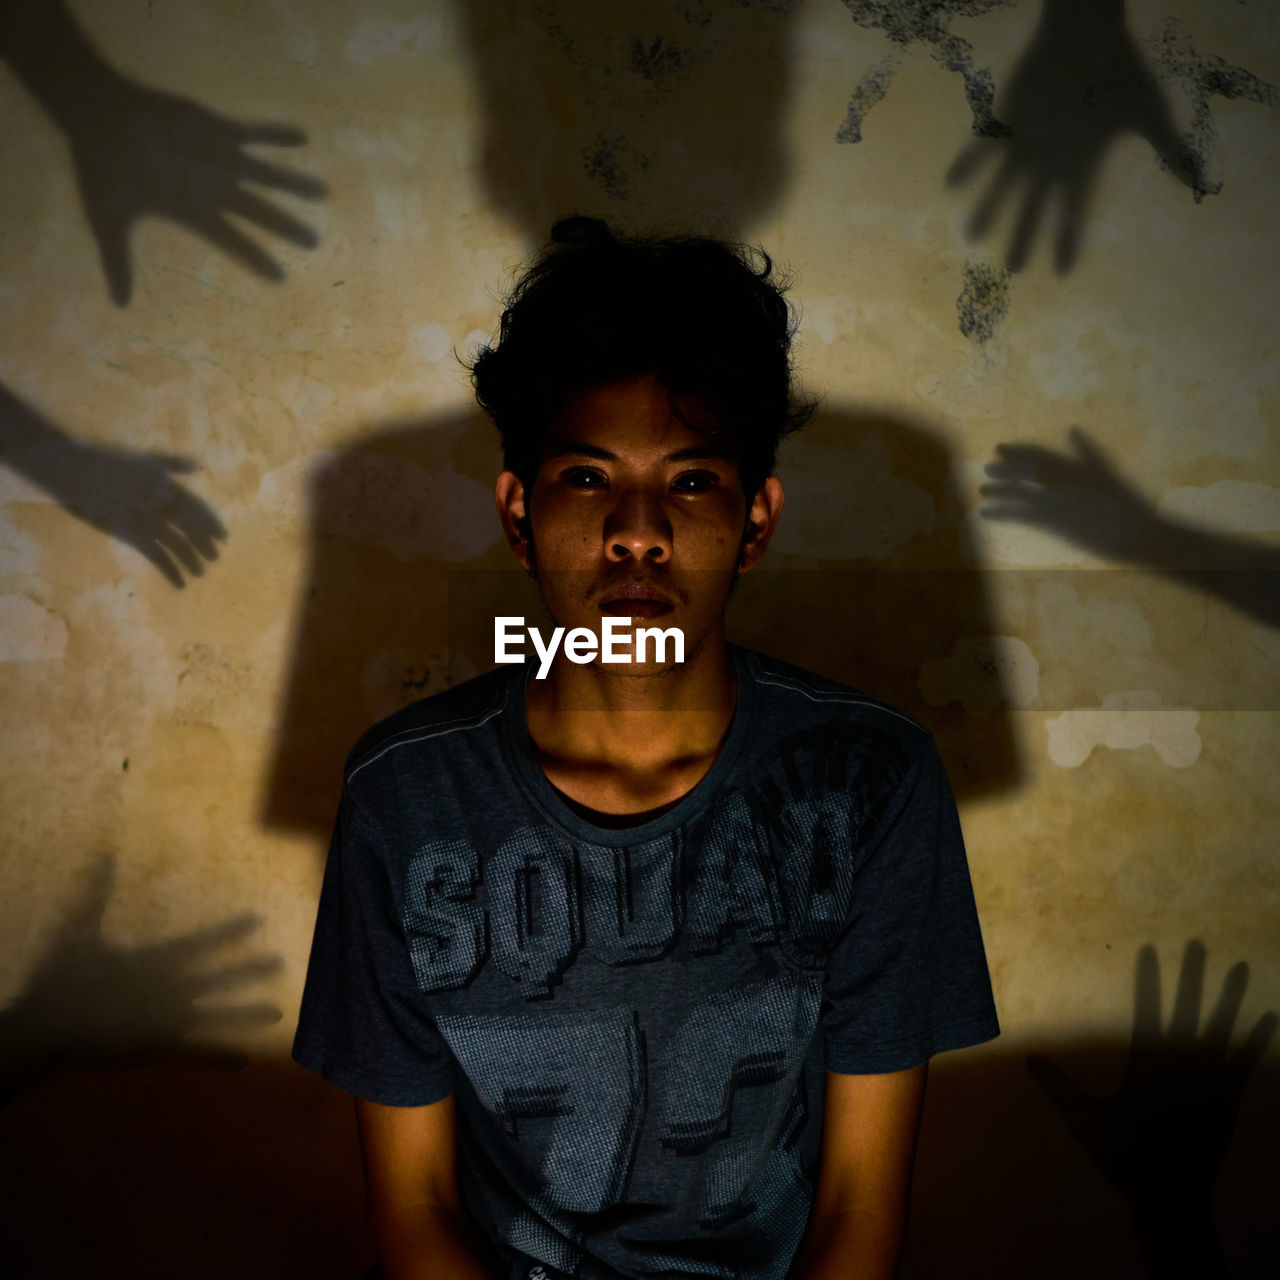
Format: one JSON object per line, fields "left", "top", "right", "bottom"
{"left": 0, "top": 0, "right": 1277, "bottom": 1275}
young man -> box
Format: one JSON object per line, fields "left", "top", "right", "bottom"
{"left": 293, "top": 218, "right": 999, "bottom": 1280}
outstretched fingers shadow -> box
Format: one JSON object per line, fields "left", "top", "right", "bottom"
{"left": 0, "top": 380, "right": 226, "bottom": 587}
{"left": 1025, "top": 940, "right": 1277, "bottom": 1276}
{"left": 1, "top": 851, "right": 281, "bottom": 1108}
{"left": 980, "top": 425, "right": 1280, "bottom": 632}
{"left": 945, "top": 0, "right": 1272, "bottom": 273}
{"left": 0, "top": 0, "right": 326, "bottom": 305}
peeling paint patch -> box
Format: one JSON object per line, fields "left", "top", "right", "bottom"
{"left": 627, "top": 35, "right": 692, "bottom": 87}
{"left": 462, "top": 329, "right": 492, "bottom": 363}
{"left": 410, "top": 324, "right": 453, "bottom": 365}
{"left": 919, "top": 635, "right": 1039, "bottom": 714}
{"left": 344, "top": 17, "right": 442, "bottom": 65}
{"left": 1036, "top": 581, "right": 1151, "bottom": 657}
{"left": 0, "top": 469, "right": 52, "bottom": 505}
{"left": 0, "top": 507, "right": 41, "bottom": 577}
{"left": 799, "top": 296, "right": 858, "bottom": 346}
{"left": 956, "top": 260, "right": 1010, "bottom": 344}
{"left": 1144, "top": 17, "right": 1277, "bottom": 201}
{"left": 0, "top": 594, "right": 68, "bottom": 661}
{"left": 675, "top": 1, "right": 714, "bottom": 27}
{"left": 1157, "top": 481, "right": 1280, "bottom": 535}
{"left": 1045, "top": 692, "right": 1201, "bottom": 768}
{"left": 835, "top": 55, "right": 899, "bottom": 144}
{"left": 837, "top": 1, "right": 1013, "bottom": 142}
{"left": 335, "top": 130, "right": 420, "bottom": 165}
{"left": 582, "top": 134, "right": 650, "bottom": 200}
{"left": 256, "top": 454, "right": 328, "bottom": 526}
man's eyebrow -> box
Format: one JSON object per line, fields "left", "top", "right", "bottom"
{"left": 664, "top": 444, "right": 734, "bottom": 463}
{"left": 543, "top": 441, "right": 617, "bottom": 461}
{"left": 542, "top": 442, "right": 735, "bottom": 464}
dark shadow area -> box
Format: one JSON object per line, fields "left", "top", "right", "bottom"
{"left": 835, "top": 1, "right": 1014, "bottom": 145}
{"left": 981, "top": 426, "right": 1280, "bottom": 631}
{"left": 907, "top": 940, "right": 1280, "bottom": 1280}
{"left": 0, "top": 379, "right": 226, "bottom": 586}
{"left": 0, "top": 1058, "right": 372, "bottom": 1279}
{"left": 261, "top": 407, "right": 507, "bottom": 835}
{"left": 261, "top": 401, "right": 1018, "bottom": 838}
{"left": 0, "top": 853, "right": 281, "bottom": 1112}
{"left": 946, "top": 0, "right": 1276, "bottom": 273}
{"left": 461, "top": 0, "right": 797, "bottom": 239}
{"left": 0, "top": 0, "right": 326, "bottom": 305}
{"left": 1, "top": 940, "right": 1273, "bottom": 1277}
{"left": 1025, "top": 940, "right": 1277, "bottom": 1279}
{"left": 909, "top": 1049, "right": 1278, "bottom": 1275}
{"left": 263, "top": 402, "right": 1280, "bottom": 839}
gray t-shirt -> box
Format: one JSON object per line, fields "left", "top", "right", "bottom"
{"left": 293, "top": 646, "right": 999, "bottom": 1279}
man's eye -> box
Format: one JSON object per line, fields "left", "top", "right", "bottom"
{"left": 564, "top": 467, "right": 608, "bottom": 488}
{"left": 671, "top": 470, "right": 718, "bottom": 493}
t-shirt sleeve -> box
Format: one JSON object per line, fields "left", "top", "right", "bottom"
{"left": 821, "top": 732, "right": 1000, "bottom": 1074}
{"left": 292, "top": 785, "right": 458, "bottom": 1106}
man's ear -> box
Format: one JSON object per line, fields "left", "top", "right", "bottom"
{"left": 494, "top": 470, "right": 532, "bottom": 570}
{"left": 739, "top": 475, "right": 784, "bottom": 572}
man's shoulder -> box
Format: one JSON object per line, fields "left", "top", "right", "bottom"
{"left": 741, "top": 647, "right": 933, "bottom": 744}
{"left": 344, "top": 665, "right": 515, "bottom": 786}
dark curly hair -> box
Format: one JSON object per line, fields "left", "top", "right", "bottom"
{"left": 469, "top": 216, "right": 815, "bottom": 499}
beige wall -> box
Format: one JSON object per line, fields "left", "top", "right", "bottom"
{"left": 0, "top": 1, "right": 1276, "bottom": 1274}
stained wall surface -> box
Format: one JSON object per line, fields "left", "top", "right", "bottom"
{"left": 0, "top": 1, "right": 1276, "bottom": 1275}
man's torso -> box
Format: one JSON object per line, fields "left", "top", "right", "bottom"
{"left": 294, "top": 647, "right": 999, "bottom": 1279}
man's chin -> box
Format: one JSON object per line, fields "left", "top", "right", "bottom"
{"left": 594, "top": 658, "right": 682, "bottom": 678}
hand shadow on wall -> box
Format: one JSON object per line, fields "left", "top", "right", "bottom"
{"left": 0, "top": 0, "right": 326, "bottom": 305}
{"left": 1027, "top": 940, "right": 1277, "bottom": 1278}
{"left": 946, "top": 0, "right": 1276, "bottom": 274}
{"left": 0, "top": 380, "right": 225, "bottom": 586}
{"left": 260, "top": 401, "right": 1020, "bottom": 839}
{"left": 903, "top": 940, "right": 1280, "bottom": 1280}
{"left": 0, "top": 853, "right": 281, "bottom": 1111}
{"left": 980, "top": 426, "right": 1280, "bottom": 631}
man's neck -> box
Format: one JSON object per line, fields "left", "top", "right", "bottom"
{"left": 524, "top": 635, "right": 738, "bottom": 815}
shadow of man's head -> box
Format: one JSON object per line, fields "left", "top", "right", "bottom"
{"left": 460, "top": 0, "right": 797, "bottom": 239}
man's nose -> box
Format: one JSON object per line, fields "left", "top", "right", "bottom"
{"left": 603, "top": 488, "right": 673, "bottom": 563}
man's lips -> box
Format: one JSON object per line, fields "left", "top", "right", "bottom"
{"left": 599, "top": 600, "right": 674, "bottom": 618}
{"left": 596, "top": 583, "right": 677, "bottom": 618}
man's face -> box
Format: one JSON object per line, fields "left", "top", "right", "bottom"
{"left": 495, "top": 374, "right": 783, "bottom": 674}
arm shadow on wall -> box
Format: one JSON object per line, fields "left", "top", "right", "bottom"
{"left": 905, "top": 939, "right": 1279, "bottom": 1280}
{"left": 942, "top": 0, "right": 1276, "bottom": 274}
{"left": 981, "top": 425, "right": 1280, "bottom": 634}
{"left": 0, "top": 380, "right": 225, "bottom": 587}
{"left": 0, "top": 0, "right": 326, "bottom": 306}
{"left": 0, "top": 855, "right": 300, "bottom": 1274}
{"left": 0, "top": 852, "right": 281, "bottom": 1114}
{"left": 260, "top": 399, "right": 1028, "bottom": 843}
{"left": 0, "top": 935, "right": 1273, "bottom": 1278}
